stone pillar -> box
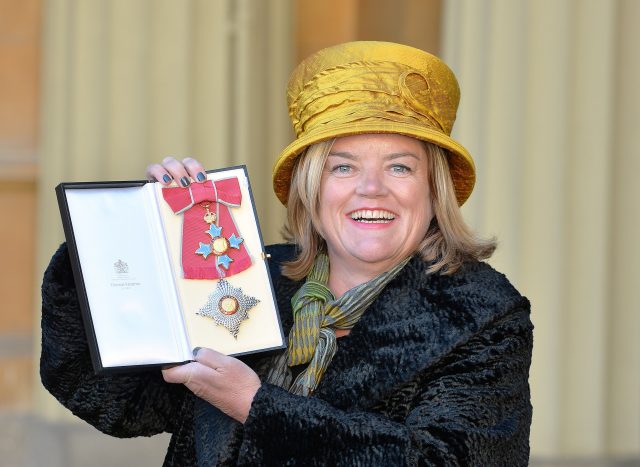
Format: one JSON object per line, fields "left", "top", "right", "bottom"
{"left": 443, "top": 0, "right": 639, "bottom": 458}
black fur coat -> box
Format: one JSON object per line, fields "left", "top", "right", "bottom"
{"left": 41, "top": 243, "right": 532, "bottom": 466}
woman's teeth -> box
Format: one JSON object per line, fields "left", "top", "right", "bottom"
{"left": 350, "top": 209, "right": 395, "bottom": 223}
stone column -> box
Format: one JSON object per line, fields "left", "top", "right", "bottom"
{"left": 443, "top": 0, "right": 639, "bottom": 458}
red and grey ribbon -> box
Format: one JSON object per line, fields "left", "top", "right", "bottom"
{"left": 162, "top": 178, "right": 252, "bottom": 279}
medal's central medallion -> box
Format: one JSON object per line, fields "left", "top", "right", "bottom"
{"left": 219, "top": 295, "right": 239, "bottom": 315}
{"left": 197, "top": 279, "right": 259, "bottom": 337}
{"left": 211, "top": 236, "right": 230, "bottom": 256}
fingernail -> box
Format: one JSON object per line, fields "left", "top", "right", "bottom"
{"left": 162, "top": 174, "right": 172, "bottom": 183}
{"left": 192, "top": 347, "right": 202, "bottom": 357}
{"left": 196, "top": 172, "right": 206, "bottom": 182}
{"left": 180, "top": 176, "right": 190, "bottom": 187}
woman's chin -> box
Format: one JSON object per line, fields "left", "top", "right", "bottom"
{"left": 337, "top": 244, "right": 407, "bottom": 270}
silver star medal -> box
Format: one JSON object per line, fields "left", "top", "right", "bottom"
{"left": 197, "top": 279, "right": 259, "bottom": 338}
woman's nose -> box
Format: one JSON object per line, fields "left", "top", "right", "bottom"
{"left": 355, "top": 169, "right": 388, "bottom": 197}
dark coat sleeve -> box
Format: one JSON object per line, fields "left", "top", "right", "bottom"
{"left": 40, "top": 243, "right": 190, "bottom": 439}
{"left": 237, "top": 300, "right": 532, "bottom": 466}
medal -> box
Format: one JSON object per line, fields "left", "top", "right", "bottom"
{"left": 162, "top": 178, "right": 252, "bottom": 280}
{"left": 195, "top": 202, "right": 244, "bottom": 271}
{"left": 197, "top": 279, "right": 259, "bottom": 338}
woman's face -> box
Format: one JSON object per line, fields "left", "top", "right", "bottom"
{"left": 317, "top": 133, "right": 433, "bottom": 273}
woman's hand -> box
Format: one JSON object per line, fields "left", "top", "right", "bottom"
{"left": 162, "top": 348, "right": 261, "bottom": 424}
{"left": 146, "top": 156, "right": 207, "bottom": 187}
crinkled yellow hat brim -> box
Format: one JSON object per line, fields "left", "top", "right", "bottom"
{"left": 272, "top": 41, "right": 475, "bottom": 206}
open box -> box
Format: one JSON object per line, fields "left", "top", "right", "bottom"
{"left": 56, "top": 166, "right": 285, "bottom": 373}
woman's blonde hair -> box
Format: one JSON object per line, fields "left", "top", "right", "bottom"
{"left": 281, "top": 138, "right": 496, "bottom": 280}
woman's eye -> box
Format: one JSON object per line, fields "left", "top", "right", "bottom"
{"left": 331, "top": 164, "right": 352, "bottom": 175}
{"left": 390, "top": 164, "right": 411, "bottom": 174}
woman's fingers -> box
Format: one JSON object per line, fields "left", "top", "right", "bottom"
{"left": 162, "top": 361, "right": 198, "bottom": 385}
{"left": 162, "top": 347, "right": 261, "bottom": 423}
{"left": 193, "top": 347, "right": 228, "bottom": 371}
{"left": 145, "top": 156, "right": 208, "bottom": 186}
{"left": 181, "top": 157, "right": 207, "bottom": 183}
{"left": 145, "top": 162, "right": 174, "bottom": 185}
{"left": 161, "top": 156, "right": 192, "bottom": 187}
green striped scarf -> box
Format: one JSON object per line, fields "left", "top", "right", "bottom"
{"left": 266, "top": 253, "right": 410, "bottom": 396}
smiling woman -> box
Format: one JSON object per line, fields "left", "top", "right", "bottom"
{"left": 284, "top": 134, "right": 496, "bottom": 284}
{"left": 301, "top": 134, "right": 434, "bottom": 295}
{"left": 41, "top": 41, "right": 533, "bottom": 466}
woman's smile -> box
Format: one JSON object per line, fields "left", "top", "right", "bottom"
{"left": 347, "top": 208, "right": 397, "bottom": 225}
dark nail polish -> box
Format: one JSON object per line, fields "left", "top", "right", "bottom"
{"left": 180, "top": 176, "right": 190, "bottom": 187}
{"left": 162, "top": 174, "right": 172, "bottom": 183}
{"left": 196, "top": 172, "right": 206, "bottom": 182}
{"left": 192, "top": 347, "right": 202, "bottom": 357}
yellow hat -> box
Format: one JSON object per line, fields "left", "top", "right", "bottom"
{"left": 272, "top": 41, "right": 475, "bottom": 206}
